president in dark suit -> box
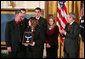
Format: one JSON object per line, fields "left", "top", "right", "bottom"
{"left": 59, "top": 13, "right": 80, "bottom": 58}
{"left": 5, "top": 9, "right": 28, "bottom": 58}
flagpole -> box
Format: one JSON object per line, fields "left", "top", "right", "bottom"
{"left": 59, "top": 35, "right": 62, "bottom": 58}
{"left": 59, "top": 32, "right": 62, "bottom": 57}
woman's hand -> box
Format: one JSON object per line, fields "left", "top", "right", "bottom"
{"left": 7, "top": 47, "right": 12, "bottom": 52}
{"left": 22, "top": 43, "right": 29, "bottom": 46}
{"left": 46, "top": 43, "right": 51, "bottom": 48}
{"left": 30, "top": 42, "right": 35, "bottom": 46}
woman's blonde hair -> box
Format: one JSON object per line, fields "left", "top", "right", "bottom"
{"left": 47, "top": 16, "right": 56, "bottom": 28}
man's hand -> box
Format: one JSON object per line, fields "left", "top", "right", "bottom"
{"left": 59, "top": 29, "right": 63, "bottom": 34}
{"left": 59, "top": 29, "right": 66, "bottom": 35}
{"left": 7, "top": 47, "right": 12, "bottom": 52}
{"left": 61, "top": 29, "right": 66, "bottom": 34}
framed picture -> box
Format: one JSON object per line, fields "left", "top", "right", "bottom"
{"left": 22, "top": 31, "right": 33, "bottom": 44}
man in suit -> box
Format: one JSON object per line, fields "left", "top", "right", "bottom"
{"left": 5, "top": 9, "right": 28, "bottom": 58}
{"left": 35, "top": 7, "right": 47, "bottom": 33}
{"left": 59, "top": 13, "right": 80, "bottom": 58}
{"left": 34, "top": 7, "right": 47, "bottom": 58}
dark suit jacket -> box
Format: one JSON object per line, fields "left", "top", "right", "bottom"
{"left": 63, "top": 22, "right": 80, "bottom": 53}
{"left": 38, "top": 17, "right": 47, "bottom": 34}
{"left": 5, "top": 18, "right": 28, "bottom": 52}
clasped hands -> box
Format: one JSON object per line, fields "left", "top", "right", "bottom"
{"left": 59, "top": 29, "right": 66, "bottom": 35}
{"left": 22, "top": 42, "right": 35, "bottom": 47}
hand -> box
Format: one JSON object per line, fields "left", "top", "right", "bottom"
{"left": 49, "top": 28, "right": 52, "bottom": 30}
{"left": 30, "top": 42, "right": 35, "bottom": 46}
{"left": 59, "top": 29, "right": 66, "bottom": 34}
{"left": 7, "top": 47, "right": 12, "bottom": 52}
{"left": 46, "top": 43, "right": 51, "bottom": 48}
{"left": 61, "top": 29, "right": 66, "bottom": 34}
{"left": 22, "top": 43, "right": 29, "bottom": 46}
{"left": 59, "top": 29, "right": 63, "bottom": 34}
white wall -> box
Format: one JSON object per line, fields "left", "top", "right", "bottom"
{"left": 1, "top": 1, "right": 45, "bottom": 9}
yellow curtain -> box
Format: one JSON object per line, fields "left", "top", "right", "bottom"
{"left": 45, "top": 1, "right": 81, "bottom": 23}
{"left": 66, "top": 1, "right": 81, "bottom": 23}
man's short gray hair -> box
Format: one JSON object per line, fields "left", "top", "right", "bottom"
{"left": 68, "top": 12, "right": 76, "bottom": 20}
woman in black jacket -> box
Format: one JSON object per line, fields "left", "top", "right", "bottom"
{"left": 22, "top": 17, "right": 45, "bottom": 58}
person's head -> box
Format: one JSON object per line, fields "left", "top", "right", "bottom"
{"left": 35, "top": 7, "right": 41, "bottom": 17}
{"left": 67, "top": 13, "right": 76, "bottom": 23}
{"left": 15, "top": 11, "right": 21, "bottom": 21}
{"left": 47, "top": 16, "right": 56, "bottom": 27}
{"left": 18, "top": 9, "right": 26, "bottom": 20}
{"left": 29, "top": 17, "right": 38, "bottom": 30}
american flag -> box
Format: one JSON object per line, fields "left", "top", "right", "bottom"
{"left": 57, "top": 1, "right": 68, "bottom": 43}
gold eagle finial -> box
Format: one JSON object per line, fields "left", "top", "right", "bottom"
{"left": 10, "top": 1, "right": 15, "bottom": 8}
